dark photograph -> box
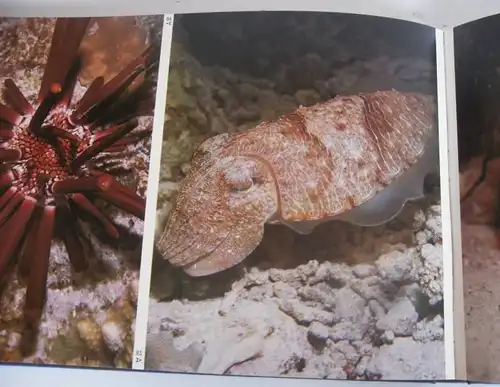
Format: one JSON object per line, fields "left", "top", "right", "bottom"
{"left": 455, "top": 12, "right": 500, "bottom": 382}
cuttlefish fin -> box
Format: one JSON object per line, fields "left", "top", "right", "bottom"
{"left": 335, "top": 129, "right": 439, "bottom": 227}
{"left": 281, "top": 219, "right": 319, "bottom": 235}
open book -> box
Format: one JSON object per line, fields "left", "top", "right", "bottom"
{"left": 0, "top": 8, "right": 497, "bottom": 384}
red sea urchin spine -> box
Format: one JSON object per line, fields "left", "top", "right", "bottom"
{"left": 0, "top": 198, "right": 36, "bottom": 279}
{"left": 22, "top": 206, "right": 56, "bottom": 328}
{"left": 52, "top": 175, "right": 115, "bottom": 194}
{"left": 70, "top": 193, "right": 119, "bottom": 239}
{"left": 70, "top": 65, "right": 145, "bottom": 125}
{"left": 0, "top": 188, "right": 17, "bottom": 209}
{"left": 68, "top": 76, "right": 104, "bottom": 126}
{"left": 0, "top": 104, "right": 23, "bottom": 126}
{"left": 18, "top": 205, "right": 45, "bottom": 278}
{"left": 0, "top": 189, "right": 24, "bottom": 228}
{"left": 70, "top": 46, "right": 152, "bottom": 125}
{"left": 53, "top": 173, "right": 146, "bottom": 220}
{"left": 95, "top": 180, "right": 146, "bottom": 220}
{"left": 71, "top": 119, "right": 139, "bottom": 169}
{"left": 0, "top": 171, "right": 13, "bottom": 192}
{"left": 42, "top": 125, "right": 80, "bottom": 146}
{"left": 89, "top": 94, "right": 156, "bottom": 131}
{"left": 25, "top": 18, "right": 91, "bottom": 138}
{"left": 55, "top": 196, "right": 88, "bottom": 272}
{"left": 3, "top": 79, "right": 34, "bottom": 115}
{"left": 28, "top": 84, "right": 64, "bottom": 136}
{"left": 37, "top": 18, "right": 91, "bottom": 104}
{"left": 0, "top": 123, "right": 14, "bottom": 143}
{"left": 0, "top": 148, "right": 21, "bottom": 162}
{"left": 97, "top": 128, "right": 152, "bottom": 153}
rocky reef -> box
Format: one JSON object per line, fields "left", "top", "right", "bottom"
{"left": 147, "top": 12, "right": 445, "bottom": 381}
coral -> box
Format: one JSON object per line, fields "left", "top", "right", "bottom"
{"left": 60, "top": 277, "right": 139, "bottom": 367}
{"left": 147, "top": 202, "right": 445, "bottom": 378}
{"left": 145, "top": 330, "right": 204, "bottom": 372}
{"left": 77, "top": 318, "right": 102, "bottom": 351}
{"left": 414, "top": 238, "right": 443, "bottom": 305}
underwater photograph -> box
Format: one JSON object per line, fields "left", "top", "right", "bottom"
{"left": 145, "top": 11, "right": 445, "bottom": 380}
{"left": 0, "top": 15, "right": 164, "bottom": 367}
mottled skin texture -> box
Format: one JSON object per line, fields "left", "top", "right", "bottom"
{"left": 158, "top": 90, "right": 437, "bottom": 276}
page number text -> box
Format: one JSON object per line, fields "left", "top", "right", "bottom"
{"left": 134, "top": 349, "right": 144, "bottom": 364}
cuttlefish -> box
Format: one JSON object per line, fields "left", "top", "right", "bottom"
{"left": 158, "top": 90, "right": 439, "bottom": 276}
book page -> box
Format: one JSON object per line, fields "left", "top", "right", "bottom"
{"left": 455, "top": 13, "right": 500, "bottom": 382}
{"left": 139, "top": 11, "right": 452, "bottom": 381}
{"left": 0, "top": 15, "right": 170, "bottom": 368}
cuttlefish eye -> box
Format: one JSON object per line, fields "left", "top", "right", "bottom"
{"left": 226, "top": 175, "right": 257, "bottom": 193}
{"left": 223, "top": 159, "right": 262, "bottom": 193}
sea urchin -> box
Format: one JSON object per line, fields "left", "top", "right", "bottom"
{"left": 0, "top": 17, "right": 158, "bottom": 350}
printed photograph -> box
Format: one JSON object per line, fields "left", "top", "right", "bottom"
{"left": 145, "top": 12, "right": 445, "bottom": 380}
{"left": 455, "top": 13, "right": 500, "bottom": 382}
{"left": 0, "top": 16, "right": 164, "bottom": 367}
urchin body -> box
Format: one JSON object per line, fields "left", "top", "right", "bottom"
{"left": 158, "top": 90, "right": 438, "bottom": 277}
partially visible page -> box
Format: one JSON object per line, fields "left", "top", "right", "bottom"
{"left": 0, "top": 15, "right": 169, "bottom": 368}
{"left": 455, "top": 13, "right": 500, "bottom": 382}
{"left": 141, "top": 11, "right": 450, "bottom": 381}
